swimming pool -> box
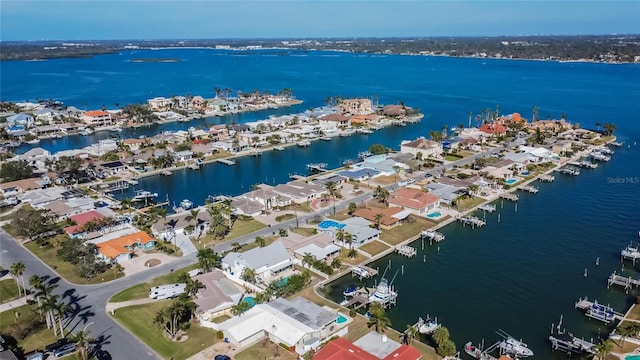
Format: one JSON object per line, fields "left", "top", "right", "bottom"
{"left": 506, "top": 178, "right": 517, "bottom": 185}
{"left": 427, "top": 211, "right": 441, "bottom": 218}
{"left": 242, "top": 296, "right": 256, "bottom": 307}
{"left": 625, "top": 355, "right": 640, "bottom": 360}
{"left": 336, "top": 315, "right": 348, "bottom": 324}
{"left": 318, "top": 220, "right": 346, "bottom": 230}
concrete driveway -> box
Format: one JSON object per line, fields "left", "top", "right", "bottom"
{"left": 122, "top": 251, "right": 178, "bottom": 276}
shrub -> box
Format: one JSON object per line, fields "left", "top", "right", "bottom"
{"left": 216, "top": 330, "right": 224, "bottom": 340}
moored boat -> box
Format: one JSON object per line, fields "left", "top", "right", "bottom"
{"left": 342, "top": 285, "right": 360, "bottom": 297}
{"left": 496, "top": 330, "right": 533, "bottom": 358}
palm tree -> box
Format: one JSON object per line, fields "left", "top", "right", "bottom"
{"left": 617, "top": 324, "right": 636, "bottom": 347}
{"left": 325, "top": 181, "right": 340, "bottom": 215}
{"left": 594, "top": 339, "right": 613, "bottom": 360}
{"left": 255, "top": 236, "right": 266, "bottom": 247}
{"left": 344, "top": 232, "right": 354, "bottom": 250}
{"left": 432, "top": 326, "right": 451, "bottom": 347}
{"left": 404, "top": 324, "right": 419, "bottom": 345}
{"left": 41, "top": 295, "right": 58, "bottom": 335}
{"left": 53, "top": 300, "right": 67, "bottom": 338}
{"left": 10, "top": 262, "right": 26, "bottom": 297}
{"left": 72, "top": 328, "right": 94, "bottom": 360}
{"left": 392, "top": 165, "right": 401, "bottom": 182}
{"left": 367, "top": 302, "right": 391, "bottom": 334}
{"left": 241, "top": 268, "right": 257, "bottom": 284}
{"left": 331, "top": 258, "right": 342, "bottom": 269}
{"left": 185, "top": 209, "right": 200, "bottom": 235}
{"left": 335, "top": 229, "right": 345, "bottom": 245}
{"left": 185, "top": 278, "right": 204, "bottom": 298}
{"left": 197, "top": 248, "right": 219, "bottom": 272}
{"left": 374, "top": 213, "right": 384, "bottom": 230}
{"left": 231, "top": 242, "right": 242, "bottom": 252}
{"left": 348, "top": 202, "right": 357, "bottom": 215}
{"left": 302, "top": 252, "right": 316, "bottom": 268}
{"left": 220, "top": 199, "right": 234, "bottom": 228}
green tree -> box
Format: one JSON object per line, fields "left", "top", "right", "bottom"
{"left": 231, "top": 300, "right": 252, "bottom": 316}
{"left": 325, "top": 181, "right": 340, "bottom": 215}
{"left": 71, "top": 328, "right": 94, "bottom": 360}
{"left": 594, "top": 339, "right": 613, "bottom": 360}
{"left": 368, "top": 143, "right": 389, "bottom": 155}
{"left": 153, "top": 297, "right": 197, "bottom": 340}
{"left": 302, "top": 252, "right": 316, "bottom": 268}
{"left": 348, "top": 202, "right": 357, "bottom": 215}
{"left": 241, "top": 268, "right": 257, "bottom": 284}
{"left": 230, "top": 242, "right": 242, "bottom": 252}
{"left": 374, "top": 213, "right": 384, "bottom": 230}
{"left": 404, "top": 324, "right": 419, "bottom": 345}
{"left": 331, "top": 257, "right": 342, "bottom": 269}
{"left": 279, "top": 228, "right": 288, "bottom": 237}
{"left": 429, "top": 131, "right": 443, "bottom": 142}
{"left": 254, "top": 236, "right": 266, "bottom": 247}
{"left": 197, "top": 248, "right": 219, "bottom": 272}
{"left": 432, "top": 326, "right": 451, "bottom": 347}
{"left": 437, "top": 339, "right": 457, "bottom": 357}
{"left": 9, "top": 262, "right": 26, "bottom": 297}
{"left": 603, "top": 123, "right": 617, "bottom": 136}
{"left": 0, "top": 160, "right": 33, "bottom": 182}
{"left": 367, "top": 302, "right": 391, "bottom": 334}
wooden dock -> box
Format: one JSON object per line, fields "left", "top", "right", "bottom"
{"left": 342, "top": 294, "right": 369, "bottom": 310}
{"left": 517, "top": 185, "right": 539, "bottom": 193}
{"left": 421, "top": 230, "right": 445, "bottom": 243}
{"left": 538, "top": 174, "right": 555, "bottom": 182}
{"left": 395, "top": 245, "right": 417, "bottom": 258}
{"left": 458, "top": 216, "right": 486, "bottom": 228}
{"left": 575, "top": 297, "right": 624, "bottom": 322}
{"left": 350, "top": 265, "right": 379, "bottom": 279}
{"left": 499, "top": 193, "right": 519, "bottom": 201}
{"left": 217, "top": 158, "right": 236, "bottom": 165}
{"left": 607, "top": 271, "right": 640, "bottom": 293}
{"left": 478, "top": 204, "right": 496, "bottom": 213}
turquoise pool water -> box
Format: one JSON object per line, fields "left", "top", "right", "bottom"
{"left": 318, "top": 220, "right": 346, "bottom": 230}
{"left": 336, "top": 315, "right": 348, "bottom": 324}
{"left": 242, "top": 296, "right": 256, "bottom": 307}
{"left": 506, "top": 178, "right": 517, "bottom": 185}
{"left": 625, "top": 355, "right": 640, "bottom": 360}
{"left": 427, "top": 211, "right": 442, "bottom": 218}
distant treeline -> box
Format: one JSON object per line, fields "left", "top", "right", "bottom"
{"left": 1, "top": 35, "right": 639, "bottom": 62}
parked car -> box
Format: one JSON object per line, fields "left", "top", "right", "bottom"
{"left": 53, "top": 344, "right": 76, "bottom": 357}
{"left": 214, "top": 355, "right": 231, "bottom": 360}
{"left": 45, "top": 338, "right": 70, "bottom": 352}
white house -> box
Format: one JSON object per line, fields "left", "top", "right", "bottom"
{"left": 218, "top": 297, "right": 348, "bottom": 355}
{"left": 82, "top": 111, "right": 113, "bottom": 127}
{"left": 6, "top": 113, "right": 34, "bottom": 128}
{"left": 221, "top": 241, "right": 295, "bottom": 283}
{"left": 400, "top": 137, "right": 443, "bottom": 159}
{"left": 193, "top": 270, "right": 244, "bottom": 319}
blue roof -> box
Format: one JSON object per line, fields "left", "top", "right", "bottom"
{"left": 338, "top": 168, "right": 381, "bottom": 179}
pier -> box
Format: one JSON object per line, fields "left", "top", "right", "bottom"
{"left": 538, "top": 174, "right": 555, "bottom": 182}
{"left": 341, "top": 294, "right": 369, "bottom": 310}
{"left": 607, "top": 271, "right": 640, "bottom": 293}
{"left": 395, "top": 245, "right": 417, "bottom": 258}
{"left": 216, "top": 158, "right": 236, "bottom": 166}
{"left": 558, "top": 167, "right": 580, "bottom": 176}
{"left": 499, "top": 193, "right": 519, "bottom": 202}
{"left": 621, "top": 244, "right": 640, "bottom": 265}
{"left": 350, "top": 265, "right": 379, "bottom": 279}
{"left": 574, "top": 297, "right": 624, "bottom": 323}
{"left": 589, "top": 153, "right": 610, "bottom": 162}
{"left": 306, "top": 163, "right": 329, "bottom": 173}
{"left": 458, "top": 216, "right": 486, "bottom": 228}
{"left": 103, "top": 180, "right": 129, "bottom": 192}
{"left": 478, "top": 204, "right": 496, "bottom": 213}
{"left": 568, "top": 160, "right": 598, "bottom": 169}
{"left": 421, "top": 230, "right": 445, "bottom": 243}
{"left": 517, "top": 185, "right": 539, "bottom": 193}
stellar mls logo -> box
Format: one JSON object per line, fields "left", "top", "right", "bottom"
{"left": 607, "top": 176, "right": 640, "bottom": 184}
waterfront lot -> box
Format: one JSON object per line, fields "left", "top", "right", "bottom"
{"left": 380, "top": 216, "right": 437, "bottom": 245}
{"left": 194, "top": 218, "right": 266, "bottom": 248}
{"left": 112, "top": 301, "right": 219, "bottom": 360}
{"left": 359, "top": 240, "right": 390, "bottom": 257}
{"left": 0, "top": 279, "right": 20, "bottom": 303}
{"left": 110, "top": 263, "right": 199, "bottom": 302}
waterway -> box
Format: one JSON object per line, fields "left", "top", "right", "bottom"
{"left": 3, "top": 48, "right": 640, "bottom": 358}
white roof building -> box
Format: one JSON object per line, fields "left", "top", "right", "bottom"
{"left": 221, "top": 241, "right": 295, "bottom": 283}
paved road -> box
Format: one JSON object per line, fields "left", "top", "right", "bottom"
{"left": 0, "top": 138, "right": 526, "bottom": 359}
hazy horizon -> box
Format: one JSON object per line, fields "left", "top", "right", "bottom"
{"left": 1, "top": 1, "right": 639, "bottom": 42}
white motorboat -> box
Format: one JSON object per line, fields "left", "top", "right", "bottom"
{"left": 418, "top": 315, "right": 441, "bottom": 335}
{"left": 297, "top": 140, "right": 311, "bottom": 147}
{"left": 497, "top": 330, "right": 533, "bottom": 358}
{"left": 132, "top": 190, "right": 158, "bottom": 202}
{"left": 180, "top": 199, "right": 193, "bottom": 210}
{"left": 368, "top": 277, "right": 398, "bottom": 304}
{"left": 342, "top": 285, "right": 360, "bottom": 297}
{"left": 350, "top": 266, "right": 370, "bottom": 278}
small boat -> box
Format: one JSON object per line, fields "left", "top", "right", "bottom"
{"left": 179, "top": 199, "right": 193, "bottom": 210}
{"left": 110, "top": 126, "right": 123, "bottom": 133}
{"left": 418, "top": 315, "right": 441, "bottom": 335}
{"left": 497, "top": 330, "right": 533, "bottom": 358}
{"left": 343, "top": 285, "right": 360, "bottom": 297}
{"left": 26, "top": 139, "right": 41, "bottom": 144}
{"left": 350, "top": 266, "right": 370, "bottom": 278}
{"left": 132, "top": 190, "right": 158, "bottom": 202}
{"left": 368, "top": 277, "right": 398, "bottom": 305}
{"left": 161, "top": 170, "right": 172, "bottom": 176}
{"left": 585, "top": 301, "right": 615, "bottom": 323}
{"left": 297, "top": 140, "right": 311, "bottom": 147}
{"left": 358, "top": 151, "right": 373, "bottom": 160}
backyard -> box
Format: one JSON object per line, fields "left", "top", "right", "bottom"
{"left": 380, "top": 216, "right": 437, "bottom": 245}
{"left": 358, "top": 241, "right": 391, "bottom": 257}
{"left": 0, "top": 278, "right": 21, "bottom": 303}
{"left": 109, "top": 263, "right": 200, "bottom": 302}
{"left": 194, "top": 217, "right": 267, "bottom": 248}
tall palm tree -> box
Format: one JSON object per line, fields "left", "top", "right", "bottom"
{"left": 374, "top": 213, "right": 384, "bottom": 230}
{"left": 325, "top": 181, "right": 340, "bottom": 215}
{"left": 335, "top": 229, "right": 345, "bottom": 245}
{"left": 10, "top": 262, "right": 26, "bottom": 297}
{"left": 197, "top": 248, "right": 219, "bottom": 272}
{"left": 185, "top": 209, "right": 200, "bottom": 235}
{"left": 41, "top": 295, "right": 59, "bottom": 336}
{"left": 53, "top": 300, "right": 67, "bottom": 338}
{"left": 241, "top": 268, "right": 257, "bottom": 284}
{"left": 302, "top": 252, "right": 316, "bottom": 268}
{"left": 72, "top": 328, "right": 94, "bottom": 360}
{"left": 255, "top": 236, "right": 266, "bottom": 247}
{"left": 404, "top": 324, "right": 419, "bottom": 345}
{"left": 344, "top": 232, "right": 354, "bottom": 250}
{"left": 594, "top": 339, "right": 613, "bottom": 360}
{"left": 367, "top": 303, "right": 391, "bottom": 334}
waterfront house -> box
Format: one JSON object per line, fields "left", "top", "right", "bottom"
{"left": 208, "top": 124, "right": 230, "bottom": 141}
{"left": 151, "top": 209, "right": 212, "bottom": 240}
{"left": 388, "top": 188, "right": 440, "bottom": 217}
{"left": 273, "top": 181, "right": 326, "bottom": 204}
{"left": 238, "top": 185, "right": 292, "bottom": 211}
{"left": 353, "top": 206, "right": 409, "bottom": 230}
{"left": 218, "top": 297, "right": 347, "bottom": 355}
{"left": 122, "top": 138, "right": 148, "bottom": 152}
{"left": 552, "top": 140, "right": 573, "bottom": 155}
{"left": 400, "top": 137, "right": 443, "bottom": 159}
{"left": 82, "top": 110, "right": 113, "bottom": 127}
{"left": 96, "top": 231, "right": 156, "bottom": 264}
{"left": 283, "top": 233, "right": 341, "bottom": 262}
{"left": 316, "top": 217, "right": 380, "bottom": 248}
{"left": 0, "top": 177, "right": 49, "bottom": 198}
{"left": 338, "top": 98, "right": 373, "bottom": 115}
{"left": 338, "top": 168, "right": 381, "bottom": 181}
{"left": 424, "top": 183, "right": 465, "bottom": 205}
{"left": 221, "top": 241, "right": 295, "bottom": 283}
{"left": 478, "top": 122, "right": 507, "bottom": 135}
{"left": 6, "top": 113, "right": 34, "bottom": 129}
{"left": 17, "top": 147, "right": 52, "bottom": 169}
{"left": 527, "top": 119, "right": 571, "bottom": 134}
{"left": 84, "top": 139, "right": 119, "bottom": 156}
{"left": 358, "top": 155, "right": 409, "bottom": 176}
{"left": 153, "top": 111, "right": 185, "bottom": 122}
{"left": 381, "top": 105, "right": 406, "bottom": 117}
{"left": 318, "top": 113, "right": 350, "bottom": 128}
{"left": 147, "top": 97, "right": 171, "bottom": 111}
{"left": 520, "top": 146, "right": 560, "bottom": 161}
{"left": 193, "top": 270, "right": 244, "bottom": 320}
{"left": 33, "top": 108, "right": 62, "bottom": 122}
{"left": 96, "top": 161, "right": 127, "bottom": 178}
{"left": 172, "top": 150, "right": 193, "bottom": 163}
{"left": 230, "top": 197, "right": 263, "bottom": 217}
{"left": 64, "top": 210, "right": 106, "bottom": 238}
{"left": 191, "top": 143, "right": 218, "bottom": 157}
{"left": 314, "top": 335, "right": 422, "bottom": 360}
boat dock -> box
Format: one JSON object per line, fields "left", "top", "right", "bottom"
{"left": 289, "top": 174, "right": 305, "bottom": 180}
{"left": 458, "top": 216, "right": 486, "bottom": 228}
{"left": 517, "top": 185, "right": 539, "bottom": 193}
{"left": 350, "top": 265, "right": 379, "bottom": 279}
{"left": 621, "top": 244, "right": 640, "bottom": 264}
{"left": 538, "top": 174, "right": 555, "bottom": 182}
{"left": 274, "top": 146, "right": 285, "bottom": 151}
{"left": 306, "top": 163, "right": 328, "bottom": 173}
{"left": 499, "top": 193, "right": 519, "bottom": 202}
{"left": 217, "top": 158, "right": 236, "bottom": 166}
{"left": 574, "top": 297, "right": 624, "bottom": 323}
{"left": 395, "top": 245, "right": 417, "bottom": 258}
{"left": 421, "top": 230, "right": 445, "bottom": 243}
{"left": 558, "top": 167, "right": 580, "bottom": 176}
{"left": 589, "top": 153, "right": 611, "bottom": 162}
{"left": 607, "top": 271, "right": 640, "bottom": 293}
{"left": 161, "top": 170, "right": 172, "bottom": 176}
{"left": 341, "top": 294, "right": 370, "bottom": 310}
{"left": 568, "top": 160, "right": 598, "bottom": 169}
{"left": 478, "top": 204, "right": 496, "bottom": 213}
{"left": 103, "top": 180, "right": 129, "bottom": 192}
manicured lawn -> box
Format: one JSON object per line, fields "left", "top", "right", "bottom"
{"left": 623, "top": 304, "right": 640, "bottom": 321}
{"left": 24, "top": 241, "right": 122, "bottom": 285}
{"left": 358, "top": 241, "right": 391, "bottom": 257}
{"left": 290, "top": 227, "right": 317, "bottom": 237}
{"left": 0, "top": 279, "right": 21, "bottom": 303}
{"left": 444, "top": 154, "right": 463, "bottom": 161}
{"left": 456, "top": 196, "right": 488, "bottom": 212}
{"left": 0, "top": 304, "right": 58, "bottom": 354}
{"left": 327, "top": 209, "right": 351, "bottom": 221}
{"left": 211, "top": 314, "right": 231, "bottom": 323}
{"left": 234, "top": 235, "right": 279, "bottom": 253}
{"left": 112, "top": 302, "right": 219, "bottom": 360}
{"left": 337, "top": 249, "right": 369, "bottom": 265}
{"left": 380, "top": 217, "right": 436, "bottom": 246}
{"left": 234, "top": 339, "right": 298, "bottom": 360}
{"left": 274, "top": 213, "right": 295, "bottom": 222}
{"left": 109, "top": 263, "right": 200, "bottom": 302}
{"left": 225, "top": 218, "right": 267, "bottom": 240}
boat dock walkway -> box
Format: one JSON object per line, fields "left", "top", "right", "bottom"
{"left": 342, "top": 294, "right": 369, "bottom": 310}
{"left": 517, "top": 185, "right": 539, "bottom": 193}
{"left": 538, "top": 174, "right": 555, "bottom": 182}
{"left": 307, "top": 163, "right": 329, "bottom": 173}
{"left": 621, "top": 244, "right": 640, "bottom": 264}
{"left": 607, "top": 271, "right": 640, "bottom": 293}
{"left": 217, "top": 158, "right": 236, "bottom": 166}
{"left": 395, "top": 245, "right": 417, "bottom": 258}
{"left": 557, "top": 167, "right": 581, "bottom": 176}
{"left": 499, "top": 193, "right": 519, "bottom": 201}
{"left": 350, "top": 265, "right": 379, "bottom": 279}
{"left": 478, "top": 204, "right": 496, "bottom": 213}
{"left": 458, "top": 216, "right": 486, "bottom": 228}
{"left": 421, "top": 230, "right": 445, "bottom": 243}
{"left": 574, "top": 297, "right": 624, "bottom": 321}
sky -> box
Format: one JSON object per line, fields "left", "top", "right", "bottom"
{"left": 1, "top": 0, "right": 639, "bottom": 41}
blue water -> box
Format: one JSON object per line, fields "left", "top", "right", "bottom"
{"left": 336, "top": 315, "right": 348, "bottom": 324}
{"left": 506, "top": 178, "right": 517, "bottom": 185}
{"left": 242, "top": 296, "right": 256, "bottom": 308}
{"left": 3, "top": 48, "right": 640, "bottom": 359}
{"left": 318, "top": 220, "right": 346, "bottom": 230}
{"left": 427, "top": 211, "right": 442, "bottom": 219}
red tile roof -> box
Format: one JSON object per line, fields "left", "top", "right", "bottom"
{"left": 479, "top": 122, "right": 506, "bottom": 134}
{"left": 388, "top": 188, "right": 440, "bottom": 210}
{"left": 382, "top": 344, "right": 422, "bottom": 360}
{"left": 97, "top": 231, "right": 154, "bottom": 259}
{"left": 353, "top": 207, "right": 404, "bottom": 227}
{"left": 320, "top": 113, "right": 349, "bottom": 122}
{"left": 64, "top": 210, "right": 105, "bottom": 235}
{"left": 313, "top": 338, "right": 377, "bottom": 360}
{"left": 84, "top": 110, "right": 110, "bottom": 117}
